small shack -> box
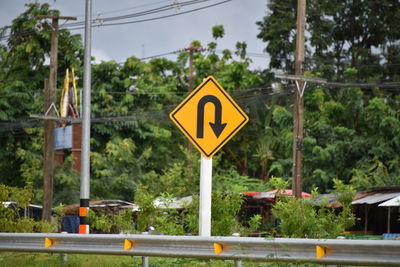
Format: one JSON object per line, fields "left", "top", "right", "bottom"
{"left": 239, "top": 190, "right": 311, "bottom": 232}
{"left": 2, "top": 201, "right": 42, "bottom": 220}
{"left": 351, "top": 187, "right": 400, "bottom": 235}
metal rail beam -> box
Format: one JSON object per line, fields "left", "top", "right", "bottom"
{"left": 0, "top": 233, "right": 399, "bottom": 266}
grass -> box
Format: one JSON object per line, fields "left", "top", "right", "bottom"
{"left": 0, "top": 252, "right": 324, "bottom": 267}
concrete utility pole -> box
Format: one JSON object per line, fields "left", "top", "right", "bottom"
{"left": 38, "top": 14, "right": 77, "bottom": 222}
{"left": 79, "top": 0, "right": 92, "bottom": 234}
{"left": 292, "top": 0, "right": 306, "bottom": 199}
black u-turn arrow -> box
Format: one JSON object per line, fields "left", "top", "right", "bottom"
{"left": 197, "top": 95, "right": 227, "bottom": 138}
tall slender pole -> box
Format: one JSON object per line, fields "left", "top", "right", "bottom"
{"left": 292, "top": 0, "right": 306, "bottom": 199}
{"left": 43, "top": 77, "right": 54, "bottom": 222}
{"left": 37, "top": 14, "right": 77, "bottom": 222}
{"left": 42, "top": 17, "right": 59, "bottom": 222}
{"left": 187, "top": 48, "right": 195, "bottom": 152}
{"left": 187, "top": 45, "right": 202, "bottom": 91}
{"left": 186, "top": 45, "right": 201, "bottom": 152}
{"left": 79, "top": 0, "right": 92, "bottom": 234}
{"left": 188, "top": 48, "right": 194, "bottom": 93}
{"left": 199, "top": 155, "right": 212, "bottom": 236}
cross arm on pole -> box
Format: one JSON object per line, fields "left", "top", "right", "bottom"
{"left": 36, "top": 15, "right": 77, "bottom": 21}
{"left": 274, "top": 74, "right": 327, "bottom": 83}
{"left": 274, "top": 74, "right": 327, "bottom": 98}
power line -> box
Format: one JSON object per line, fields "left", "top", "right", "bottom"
{"left": 139, "top": 50, "right": 180, "bottom": 61}
{"left": 64, "top": 0, "right": 232, "bottom": 30}
{"left": 316, "top": 81, "right": 400, "bottom": 89}
{"left": 0, "top": 86, "right": 288, "bottom": 132}
{"left": 95, "top": 0, "right": 173, "bottom": 16}
{"left": 0, "top": 0, "right": 229, "bottom": 41}
{"left": 0, "top": 47, "right": 266, "bottom": 86}
{"left": 4, "top": 80, "right": 400, "bottom": 134}
{"left": 4, "top": 73, "right": 400, "bottom": 95}
{"left": 64, "top": 0, "right": 213, "bottom": 28}
{"left": 304, "top": 57, "right": 400, "bottom": 67}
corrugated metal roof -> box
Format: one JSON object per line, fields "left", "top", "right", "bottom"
{"left": 244, "top": 190, "right": 311, "bottom": 199}
{"left": 90, "top": 200, "right": 134, "bottom": 207}
{"left": 245, "top": 192, "right": 275, "bottom": 199}
{"left": 2, "top": 201, "right": 42, "bottom": 209}
{"left": 154, "top": 196, "right": 193, "bottom": 209}
{"left": 352, "top": 192, "right": 400, "bottom": 205}
{"left": 378, "top": 195, "right": 400, "bottom": 207}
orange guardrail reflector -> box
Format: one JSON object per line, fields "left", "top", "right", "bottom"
{"left": 45, "top": 238, "right": 56, "bottom": 248}
{"left": 124, "top": 239, "right": 135, "bottom": 250}
{"left": 214, "top": 243, "right": 223, "bottom": 255}
{"left": 316, "top": 245, "right": 326, "bottom": 258}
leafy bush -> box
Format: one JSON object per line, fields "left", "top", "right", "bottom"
{"left": 271, "top": 178, "right": 355, "bottom": 238}
{"left": 0, "top": 184, "right": 56, "bottom": 233}
{"left": 88, "top": 209, "right": 135, "bottom": 234}
{"left": 184, "top": 190, "right": 244, "bottom": 236}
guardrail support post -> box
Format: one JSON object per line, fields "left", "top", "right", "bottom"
{"left": 60, "top": 232, "right": 68, "bottom": 263}
{"left": 232, "top": 233, "right": 242, "bottom": 267}
{"left": 141, "top": 231, "right": 149, "bottom": 267}
{"left": 142, "top": 256, "right": 149, "bottom": 267}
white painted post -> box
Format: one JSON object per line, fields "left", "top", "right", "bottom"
{"left": 199, "top": 155, "right": 212, "bottom": 237}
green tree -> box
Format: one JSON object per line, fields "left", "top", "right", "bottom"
{"left": 91, "top": 138, "right": 153, "bottom": 200}
{"left": 257, "top": 1, "right": 400, "bottom": 192}
{"left": 257, "top": 0, "right": 400, "bottom": 80}
{"left": 0, "top": 3, "right": 82, "bottom": 187}
{"left": 16, "top": 129, "right": 80, "bottom": 204}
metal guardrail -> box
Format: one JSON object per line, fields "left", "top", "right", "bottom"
{"left": 0, "top": 233, "right": 399, "bottom": 266}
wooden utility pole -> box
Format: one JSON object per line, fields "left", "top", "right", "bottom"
{"left": 186, "top": 45, "right": 201, "bottom": 151}
{"left": 187, "top": 46, "right": 203, "bottom": 96}
{"left": 38, "top": 15, "right": 77, "bottom": 222}
{"left": 186, "top": 45, "right": 202, "bottom": 92}
{"left": 292, "top": 0, "right": 306, "bottom": 199}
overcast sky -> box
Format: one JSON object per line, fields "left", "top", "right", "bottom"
{"left": 0, "top": 0, "right": 269, "bottom": 69}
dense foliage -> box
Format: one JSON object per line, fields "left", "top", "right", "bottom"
{"left": 271, "top": 178, "right": 355, "bottom": 238}
{"left": 0, "top": 184, "right": 56, "bottom": 232}
{"left": 257, "top": 0, "right": 400, "bottom": 192}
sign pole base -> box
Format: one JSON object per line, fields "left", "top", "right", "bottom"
{"left": 199, "top": 155, "right": 212, "bottom": 237}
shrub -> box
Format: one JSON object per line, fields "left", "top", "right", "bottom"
{"left": 272, "top": 179, "right": 355, "bottom": 238}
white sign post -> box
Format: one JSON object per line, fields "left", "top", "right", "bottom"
{"left": 199, "top": 155, "right": 212, "bottom": 236}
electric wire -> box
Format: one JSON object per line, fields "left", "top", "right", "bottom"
{"left": 63, "top": 0, "right": 213, "bottom": 28}
{"left": 93, "top": 0, "right": 173, "bottom": 16}
{"left": 3, "top": 80, "right": 400, "bottom": 134}
{"left": 0, "top": 46, "right": 268, "bottom": 86}
{"left": 64, "top": 0, "right": 232, "bottom": 31}
{"left": 0, "top": 0, "right": 229, "bottom": 41}
{"left": 0, "top": 86, "right": 291, "bottom": 132}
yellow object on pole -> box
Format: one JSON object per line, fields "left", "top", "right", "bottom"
{"left": 60, "top": 68, "right": 79, "bottom": 118}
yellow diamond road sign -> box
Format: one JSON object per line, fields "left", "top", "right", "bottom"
{"left": 170, "top": 76, "right": 249, "bottom": 158}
